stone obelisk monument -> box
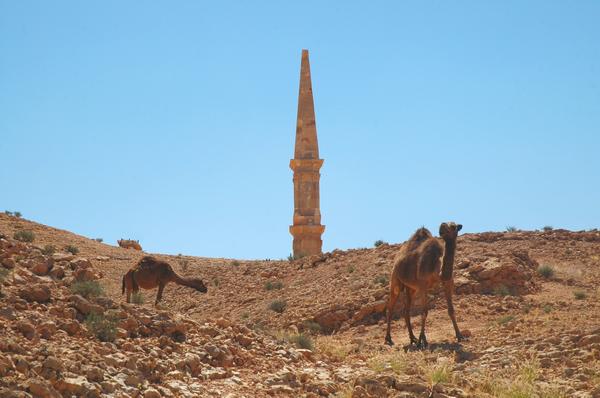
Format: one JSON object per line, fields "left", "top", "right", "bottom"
{"left": 289, "top": 49, "right": 325, "bottom": 257}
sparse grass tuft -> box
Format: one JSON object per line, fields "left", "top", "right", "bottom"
{"left": 317, "top": 336, "right": 352, "bottom": 361}
{"left": 65, "top": 245, "right": 79, "bottom": 255}
{"left": 426, "top": 362, "right": 452, "bottom": 386}
{"left": 497, "top": 315, "right": 515, "bottom": 326}
{"left": 212, "top": 278, "right": 220, "bottom": 287}
{"left": 493, "top": 284, "right": 513, "bottom": 296}
{"left": 543, "top": 304, "right": 553, "bottom": 313}
{"left": 231, "top": 260, "right": 240, "bottom": 267}
{"left": 288, "top": 333, "right": 313, "bottom": 350}
{"left": 374, "top": 274, "right": 389, "bottom": 286}
{"left": 42, "top": 245, "right": 56, "bottom": 255}
{"left": 542, "top": 225, "right": 553, "bottom": 232}
{"left": 265, "top": 280, "right": 284, "bottom": 291}
{"left": 537, "top": 264, "right": 555, "bottom": 279}
{"left": 472, "top": 358, "right": 567, "bottom": 398}
{"left": 348, "top": 265, "right": 356, "bottom": 273}
{"left": 240, "top": 311, "right": 250, "bottom": 320}
{"left": 13, "top": 230, "right": 35, "bottom": 242}
{"left": 131, "top": 292, "right": 144, "bottom": 304}
{"left": 374, "top": 240, "right": 386, "bottom": 247}
{"left": 302, "top": 320, "right": 322, "bottom": 334}
{"left": 85, "top": 312, "right": 117, "bottom": 342}
{"left": 269, "top": 299, "right": 287, "bottom": 313}
{"left": 573, "top": 290, "right": 587, "bottom": 300}
{"left": 506, "top": 226, "right": 518, "bottom": 232}
{"left": 367, "top": 352, "right": 407, "bottom": 374}
{"left": 70, "top": 280, "right": 104, "bottom": 299}
{"left": 0, "top": 268, "right": 9, "bottom": 282}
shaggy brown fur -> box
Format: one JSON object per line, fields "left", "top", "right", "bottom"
{"left": 118, "top": 239, "right": 142, "bottom": 251}
{"left": 384, "top": 222, "right": 463, "bottom": 347}
{"left": 122, "top": 256, "right": 207, "bottom": 305}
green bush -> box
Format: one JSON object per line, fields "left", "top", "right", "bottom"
{"left": 95, "top": 238, "right": 103, "bottom": 243}
{"left": 14, "top": 211, "right": 22, "bottom": 218}
{"left": 374, "top": 275, "right": 389, "bottom": 286}
{"left": 131, "top": 292, "right": 144, "bottom": 304}
{"left": 348, "top": 265, "right": 356, "bottom": 274}
{"left": 269, "top": 299, "right": 287, "bottom": 313}
{"left": 4, "top": 211, "right": 12, "bottom": 216}
{"left": 505, "top": 226, "right": 517, "bottom": 233}
{"left": 289, "top": 333, "right": 314, "bottom": 350}
{"left": 302, "top": 320, "right": 322, "bottom": 334}
{"left": 374, "top": 240, "right": 386, "bottom": 247}
{"left": 231, "top": 260, "right": 240, "bottom": 267}
{"left": 70, "top": 280, "right": 104, "bottom": 299}
{"left": 537, "top": 264, "right": 555, "bottom": 279}
{"left": 542, "top": 226, "right": 554, "bottom": 232}
{"left": 493, "top": 285, "right": 513, "bottom": 297}
{"left": 287, "top": 253, "right": 305, "bottom": 261}
{"left": 85, "top": 312, "right": 117, "bottom": 342}
{"left": 265, "top": 280, "right": 284, "bottom": 291}
{"left": 42, "top": 245, "right": 57, "bottom": 255}
{"left": 13, "top": 230, "right": 35, "bottom": 242}
{"left": 65, "top": 245, "right": 79, "bottom": 255}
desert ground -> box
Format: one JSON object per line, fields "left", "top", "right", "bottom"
{"left": 1, "top": 212, "right": 599, "bottom": 397}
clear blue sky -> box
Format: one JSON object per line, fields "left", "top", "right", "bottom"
{"left": 1, "top": 1, "right": 599, "bottom": 259}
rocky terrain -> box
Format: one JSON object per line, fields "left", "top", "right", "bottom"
{"left": 1, "top": 212, "right": 599, "bottom": 397}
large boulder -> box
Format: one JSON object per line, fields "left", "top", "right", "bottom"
{"left": 18, "top": 284, "right": 51, "bottom": 303}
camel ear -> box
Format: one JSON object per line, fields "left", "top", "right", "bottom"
{"left": 457, "top": 224, "right": 463, "bottom": 231}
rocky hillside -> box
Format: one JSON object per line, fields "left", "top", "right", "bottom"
{"left": 1, "top": 213, "right": 600, "bottom": 397}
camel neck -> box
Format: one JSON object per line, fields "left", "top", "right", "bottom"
{"left": 441, "top": 239, "right": 456, "bottom": 281}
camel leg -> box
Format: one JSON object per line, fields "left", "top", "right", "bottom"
{"left": 405, "top": 288, "right": 418, "bottom": 345}
{"left": 417, "top": 292, "right": 429, "bottom": 349}
{"left": 126, "top": 288, "right": 131, "bottom": 303}
{"left": 385, "top": 280, "right": 401, "bottom": 346}
{"left": 443, "top": 279, "right": 464, "bottom": 341}
{"left": 155, "top": 282, "right": 165, "bottom": 306}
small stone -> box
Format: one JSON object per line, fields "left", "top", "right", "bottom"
{"left": 144, "top": 388, "right": 161, "bottom": 398}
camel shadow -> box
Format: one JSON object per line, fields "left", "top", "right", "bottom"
{"left": 402, "top": 341, "right": 477, "bottom": 362}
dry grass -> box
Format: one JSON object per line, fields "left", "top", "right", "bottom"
{"left": 469, "top": 357, "right": 567, "bottom": 398}
{"left": 316, "top": 336, "right": 353, "bottom": 362}
{"left": 367, "top": 351, "right": 408, "bottom": 374}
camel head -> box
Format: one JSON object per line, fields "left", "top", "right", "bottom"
{"left": 439, "top": 222, "right": 462, "bottom": 241}
{"left": 188, "top": 278, "right": 208, "bottom": 293}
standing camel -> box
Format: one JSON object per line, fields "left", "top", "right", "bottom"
{"left": 384, "top": 222, "right": 464, "bottom": 347}
{"left": 122, "top": 256, "right": 207, "bottom": 306}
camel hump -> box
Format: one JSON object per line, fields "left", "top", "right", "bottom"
{"left": 417, "top": 239, "right": 443, "bottom": 274}
{"left": 410, "top": 227, "right": 432, "bottom": 243}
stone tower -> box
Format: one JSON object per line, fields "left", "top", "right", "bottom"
{"left": 289, "top": 49, "right": 325, "bottom": 257}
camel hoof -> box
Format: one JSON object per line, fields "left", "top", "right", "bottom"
{"left": 384, "top": 336, "right": 394, "bottom": 346}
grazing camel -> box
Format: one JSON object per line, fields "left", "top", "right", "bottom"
{"left": 118, "top": 239, "right": 142, "bottom": 251}
{"left": 384, "top": 222, "right": 464, "bottom": 347}
{"left": 122, "top": 256, "right": 207, "bottom": 305}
